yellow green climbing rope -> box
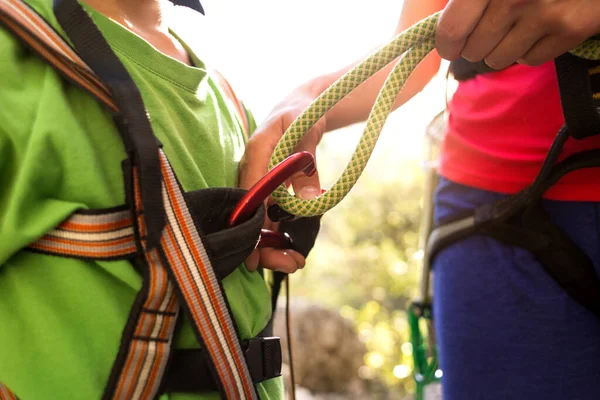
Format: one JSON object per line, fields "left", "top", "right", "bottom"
{"left": 268, "top": 11, "right": 600, "bottom": 217}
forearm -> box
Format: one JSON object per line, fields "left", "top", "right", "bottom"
{"left": 320, "top": 52, "right": 441, "bottom": 131}
{"left": 291, "top": 0, "right": 446, "bottom": 132}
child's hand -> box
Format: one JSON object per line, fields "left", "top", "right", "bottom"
{"left": 435, "top": 0, "right": 600, "bottom": 69}
{"left": 239, "top": 89, "right": 325, "bottom": 273}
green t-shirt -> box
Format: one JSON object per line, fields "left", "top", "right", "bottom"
{"left": 0, "top": 1, "right": 283, "bottom": 399}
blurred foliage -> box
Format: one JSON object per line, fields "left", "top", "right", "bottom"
{"left": 290, "top": 133, "right": 429, "bottom": 398}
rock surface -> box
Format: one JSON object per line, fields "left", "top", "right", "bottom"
{"left": 273, "top": 300, "right": 367, "bottom": 397}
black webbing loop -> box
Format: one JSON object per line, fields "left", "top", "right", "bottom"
{"left": 481, "top": 204, "right": 600, "bottom": 320}
{"left": 428, "top": 145, "right": 600, "bottom": 319}
{"left": 160, "top": 337, "right": 282, "bottom": 394}
{"left": 53, "top": 0, "right": 165, "bottom": 249}
{"left": 269, "top": 216, "right": 321, "bottom": 311}
{"left": 554, "top": 52, "right": 600, "bottom": 140}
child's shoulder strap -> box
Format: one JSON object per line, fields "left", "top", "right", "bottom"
{"left": 0, "top": 0, "right": 250, "bottom": 139}
{"left": 0, "top": 0, "right": 117, "bottom": 111}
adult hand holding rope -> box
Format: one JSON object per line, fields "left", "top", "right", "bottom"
{"left": 240, "top": 0, "right": 600, "bottom": 221}
{"left": 239, "top": 0, "right": 600, "bottom": 399}
{"left": 436, "top": 0, "right": 600, "bottom": 70}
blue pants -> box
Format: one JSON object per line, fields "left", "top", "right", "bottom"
{"left": 432, "top": 177, "right": 600, "bottom": 400}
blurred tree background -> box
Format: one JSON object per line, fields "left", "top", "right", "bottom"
{"left": 285, "top": 126, "right": 432, "bottom": 398}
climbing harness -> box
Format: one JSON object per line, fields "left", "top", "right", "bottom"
{"left": 410, "top": 43, "right": 600, "bottom": 400}
{"left": 408, "top": 53, "right": 600, "bottom": 400}
{"left": 0, "top": 0, "right": 321, "bottom": 398}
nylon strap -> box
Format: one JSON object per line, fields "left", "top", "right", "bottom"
{"left": 0, "top": 0, "right": 116, "bottom": 110}
{"left": 128, "top": 154, "right": 258, "bottom": 399}
{"left": 27, "top": 207, "right": 137, "bottom": 260}
{"left": 0, "top": 1, "right": 258, "bottom": 398}
{"left": 0, "top": 384, "right": 17, "bottom": 400}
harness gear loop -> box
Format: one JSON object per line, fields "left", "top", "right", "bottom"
{"left": 268, "top": 12, "right": 600, "bottom": 219}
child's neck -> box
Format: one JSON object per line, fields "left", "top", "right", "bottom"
{"left": 83, "top": 0, "right": 192, "bottom": 65}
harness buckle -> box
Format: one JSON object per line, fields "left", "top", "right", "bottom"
{"left": 243, "top": 336, "right": 283, "bottom": 383}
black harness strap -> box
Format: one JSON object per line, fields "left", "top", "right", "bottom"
{"left": 481, "top": 202, "right": 600, "bottom": 319}
{"left": 554, "top": 53, "right": 600, "bottom": 140}
{"left": 160, "top": 333, "right": 282, "bottom": 394}
{"left": 49, "top": 1, "right": 260, "bottom": 398}
{"left": 428, "top": 144, "right": 600, "bottom": 319}
{"left": 54, "top": 0, "right": 165, "bottom": 250}
{"left": 429, "top": 51, "right": 600, "bottom": 319}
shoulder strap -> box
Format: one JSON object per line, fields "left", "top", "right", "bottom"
{"left": 53, "top": 0, "right": 167, "bottom": 249}
{"left": 1, "top": 0, "right": 249, "bottom": 138}
{"left": 554, "top": 53, "right": 600, "bottom": 139}
{"left": 0, "top": 0, "right": 115, "bottom": 110}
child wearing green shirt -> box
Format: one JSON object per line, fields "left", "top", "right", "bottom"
{"left": 0, "top": 0, "right": 306, "bottom": 398}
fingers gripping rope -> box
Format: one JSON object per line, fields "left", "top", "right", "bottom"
{"left": 268, "top": 13, "right": 439, "bottom": 217}
{"left": 268, "top": 11, "right": 600, "bottom": 218}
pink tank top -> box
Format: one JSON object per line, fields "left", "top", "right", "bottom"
{"left": 440, "top": 61, "right": 600, "bottom": 201}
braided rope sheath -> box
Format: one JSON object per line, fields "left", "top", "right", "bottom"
{"left": 268, "top": 11, "right": 600, "bottom": 217}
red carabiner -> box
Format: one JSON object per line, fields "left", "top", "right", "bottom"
{"left": 227, "top": 151, "right": 316, "bottom": 249}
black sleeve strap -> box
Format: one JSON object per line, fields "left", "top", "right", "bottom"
{"left": 554, "top": 52, "right": 600, "bottom": 139}
{"left": 53, "top": 0, "right": 166, "bottom": 249}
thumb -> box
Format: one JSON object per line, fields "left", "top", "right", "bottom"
{"left": 290, "top": 121, "right": 325, "bottom": 200}
{"left": 294, "top": 167, "right": 321, "bottom": 200}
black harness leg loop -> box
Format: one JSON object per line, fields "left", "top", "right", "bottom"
{"left": 269, "top": 216, "right": 321, "bottom": 311}
{"left": 428, "top": 145, "right": 600, "bottom": 320}
{"left": 521, "top": 205, "right": 600, "bottom": 319}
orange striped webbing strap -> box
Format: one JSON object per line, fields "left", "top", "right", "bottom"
{"left": 0, "top": 0, "right": 259, "bottom": 398}
{"left": 0, "top": 384, "right": 17, "bottom": 400}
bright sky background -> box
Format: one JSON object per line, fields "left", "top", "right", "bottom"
{"left": 177, "top": 0, "right": 449, "bottom": 182}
